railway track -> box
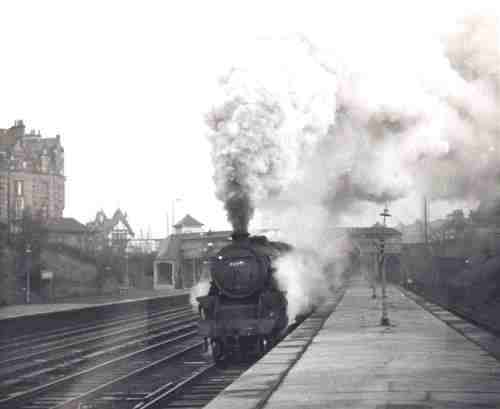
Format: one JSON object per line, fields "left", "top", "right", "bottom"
{"left": 0, "top": 284, "right": 349, "bottom": 409}
{"left": 0, "top": 305, "right": 192, "bottom": 352}
{"left": 0, "top": 307, "right": 196, "bottom": 367}
{"left": 0, "top": 302, "right": 203, "bottom": 408}
{"left": 0, "top": 311, "right": 262, "bottom": 409}
{"left": 400, "top": 285, "right": 500, "bottom": 362}
{"left": 402, "top": 285, "right": 500, "bottom": 337}
{"left": 0, "top": 320, "right": 199, "bottom": 397}
{"left": 78, "top": 361, "right": 251, "bottom": 409}
{"left": 0, "top": 327, "right": 205, "bottom": 409}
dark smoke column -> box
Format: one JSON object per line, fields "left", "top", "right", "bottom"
{"left": 225, "top": 180, "right": 253, "bottom": 234}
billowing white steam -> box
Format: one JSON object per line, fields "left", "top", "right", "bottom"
{"left": 274, "top": 250, "right": 329, "bottom": 322}
{"left": 206, "top": 13, "right": 500, "bottom": 319}
{"left": 189, "top": 280, "right": 211, "bottom": 310}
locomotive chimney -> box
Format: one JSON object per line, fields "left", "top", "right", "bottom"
{"left": 231, "top": 231, "right": 250, "bottom": 242}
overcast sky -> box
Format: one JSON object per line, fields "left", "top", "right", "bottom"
{"left": 1, "top": 0, "right": 498, "bottom": 237}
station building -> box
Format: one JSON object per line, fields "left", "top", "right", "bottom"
{"left": 345, "top": 225, "right": 403, "bottom": 283}
{"left": 153, "top": 214, "right": 232, "bottom": 290}
{"left": 154, "top": 215, "right": 403, "bottom": 290}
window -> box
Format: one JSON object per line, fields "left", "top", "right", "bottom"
{"left": 15, "top": 197, "right": 24, "bottom": 218}
{"left": 158, "top": 263, "right": 173, "bottom": 285}
{"left": 15, "top": 180, "right": 23, "bottom": 196}
{"left": 41, "top": 153, "right": 49, "bottom": 173}
{"left": 112, "top": 230, "right": 128, "bottom": 242}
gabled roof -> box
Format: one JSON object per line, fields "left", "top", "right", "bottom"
{"left": 46, "top": 218, "right": 87, "bottom": 234}
{"left": 173, "top": 214, "right": 204, "bottom": 228}
{"left": 87, "top": 209, "right": 135, "bottom": 237}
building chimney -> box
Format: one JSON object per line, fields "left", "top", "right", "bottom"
{"left": 13, "top": 120, "right": 25, "bottom": 139}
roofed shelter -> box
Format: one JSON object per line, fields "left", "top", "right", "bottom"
{"left": 154, "top": 215, "right": 231, "bottom": 289}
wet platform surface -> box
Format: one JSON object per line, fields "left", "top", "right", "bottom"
{"left": 206, "top": 279, "right": 500, "bottom": 409}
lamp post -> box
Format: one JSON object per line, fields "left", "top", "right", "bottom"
{"left": 25, "top": 243, "right": 32, "bottom": 304}
{"left": 379, "top": 205, "right": 391, "bottom": 326}
{"left": 125, "top": 252, "right": 129, "bottom": 287}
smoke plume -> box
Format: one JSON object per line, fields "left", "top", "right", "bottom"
{"left": 205, "top": 38, "right": 336, "bottom": 232}
{"left": 206, "top": 12, "right": 500, "bottom": 318}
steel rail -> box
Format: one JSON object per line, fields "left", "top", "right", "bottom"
{"left": 136, "top": 364, "right": 215, "bottom": 409}
{"left": 401, "top": 286, "right": 500, "bottom": 337}
{"left": 0, "top": 321, "right": 199, "bottom": 397}
{"left": 0, "top": 329, "right": 200, "bottom": 408}
{"left": 51, "top": 342, "right": 205, "bottom": 409}
{"left": 0, "top": 306, "right": 193, "bottom": 353}
{"left": 0, "top": 310, "right": 196, "bottom": 369}
{"left": 0, "top": 316, "right": 199, "bottom": 382}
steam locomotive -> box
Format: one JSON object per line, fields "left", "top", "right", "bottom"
{"left": 196, "top": 232, "right": 290, "bottom": 362}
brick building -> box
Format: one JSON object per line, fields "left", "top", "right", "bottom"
{"left": 0, "top": 120, "right": 65, "bottom": 231}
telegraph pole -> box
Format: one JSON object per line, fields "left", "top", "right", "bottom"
{"left": 6, "top": 153, "right": 13, "bottom": 244}
{"left": 25, "top": 243, "right": 32, "bottom": 304}
{"left": 171, "top": 198, "right": 182, "bottom": 234}
{"left": 379, "top": 205, "right": 391, "bottom": 326}
{"left": 424, "top": 196, "right": 429, "bottom": 247}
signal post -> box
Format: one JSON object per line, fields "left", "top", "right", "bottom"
{"left": 379, "top": 206, "right": 391, "bottom": 326}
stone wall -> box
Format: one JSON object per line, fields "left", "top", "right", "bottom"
{"left": 0, "top": 246, "right": 101, "bottom": 304}
{"left": 40, "top": 248, "right": 99, "bottom": 298}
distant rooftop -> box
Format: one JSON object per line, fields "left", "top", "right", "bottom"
{"left": 46, "top": 218, "right": 87, "bottom": 234}
{"left": 173, "top": 214, "right": 204, "bottom": 228}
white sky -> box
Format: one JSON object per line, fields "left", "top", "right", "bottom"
{"left": 1, "top": 0, "right": 498, "bottom": 237}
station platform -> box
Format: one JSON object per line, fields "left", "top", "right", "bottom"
{"left": 206, "top": 279, "right": 500, "bottom": 409}
{"left": 0, "top": 288, "right": 190, "bottom": 321}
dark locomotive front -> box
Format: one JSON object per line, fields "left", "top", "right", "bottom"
{"left": 196, "top": 233, "right": 289, "bottom": 361}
